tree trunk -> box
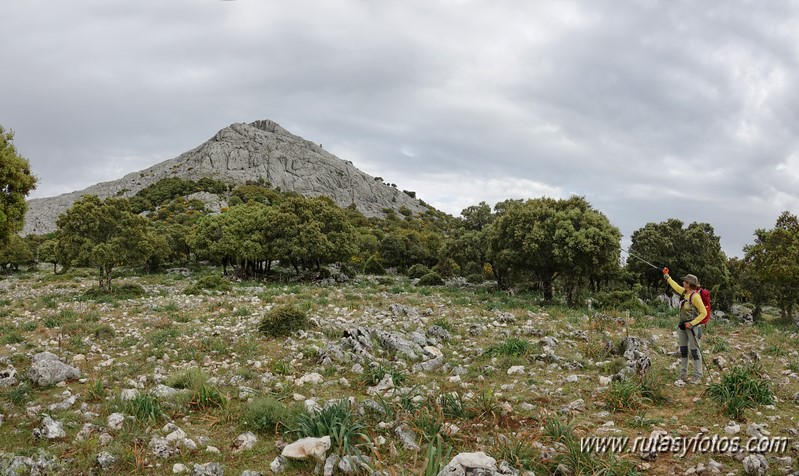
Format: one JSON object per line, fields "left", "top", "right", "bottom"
{"left": 542, "top": 277, "right": 554, "bottom": 302}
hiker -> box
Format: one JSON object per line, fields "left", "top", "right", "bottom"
{"left": 663, "top": 269, "right": 707, "bottom": 382}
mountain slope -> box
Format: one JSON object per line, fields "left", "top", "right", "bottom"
{"left": 24, "top": 120, "right": 427, "bottom": 235}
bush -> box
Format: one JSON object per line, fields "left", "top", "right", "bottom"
{"left": 363, "top": 256, "right": 385, "bottom": 275}
{"left": 289, "top": 400, "right": 368, "bottom": 455}
{"left": 605, "top": 379, "right": 642, "bottom": 412}
{"left": 258, "top": 305, "right": 309, "bottom": 338}
{"left": 417, "top": 272, "right": 444, "bottom": 286}
{"left": 705, "top": 364, "right": 775, "bottom": 420}
{"left": 466, "top": 273, "right": 484, "bottom": 284}
{"left": 184, "top": 275, "right": 232, "bottom": 295}
{"left": 407, "top": 264, "right": 431, "bottom": 279}
{"left": 593, "top": 290, "right": 648, "bottom": 313}
{"left": 432, "top": 259, "right": 459, "bottom": 278}
{"left": 165, "top": 368, "right": 208, "bottom": 390}
{"left": 243, "top": 397, "right": 290, "bottom": 434}
{"left": 125, "top": 394, "right": 163, "bottom": 422}
{"left": 484, "top": 338, "right": 533, "bottom": 357}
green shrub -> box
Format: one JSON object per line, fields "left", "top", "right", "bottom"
{"left": 605, "top": 378, "right": 642, "bottom": 412}
{"left": 165, "top": 368, "right": 208, "bottom": 390}
{"left": 184, "top": 275, "right": 232, "bottom": 295}
{"left": 125, "top": 394, "right": 163, "bottom": 422}
{"left": 466, "top": 273, "right": 484, "bottom": 284}
{"left": 189, "top": 384, "right": 227, "bottom": 411}
{"left": 490, "top": 435, "right": 539, "bottom": 471}
{"left": 484, "top": 338, "right": 533, "bottom": 357}
{"left": 358, "top": 365, "right": 407, "bottom": 387}
{"left": 289, "top": 400, "right": 368, "bottom": 455}
{"left": 243, "top": 397, "right": 290, "bottom": 434}
{"left": 593, "top": 290, "right": 648, "bottom": 313}
{"left": 705, "top": 364, "right": 775, "bottom": 420}
{"left": 417, "top": 272, "right": 444, "bottom": 286}
{"left": 363, "top": 256, "right": 385, "bottom": 275}
{"left": 1, "top": 331, "right": 24, "bottom": 344}
{"left": 258, "top": 305, "right": 309, "bottom": 338}
{"left": 407, "top": 264, "right": 431, "bottom": 279}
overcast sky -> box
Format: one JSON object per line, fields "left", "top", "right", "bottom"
{"left": 3, "top": 0, "right": 799, "bottom": 256}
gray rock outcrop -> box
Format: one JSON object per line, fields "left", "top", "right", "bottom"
{"left": 24, "top": 120, "right": 427, "bottom": 235}
{"left": 27, "top": 352, "right": 81, "bottom": 387}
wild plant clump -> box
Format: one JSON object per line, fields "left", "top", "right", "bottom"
{"left": 416, "top": 272, "right": 444, "bottom": 286}
{"left": 257, "top": 304, "right": 309, "bottom": 338}
{"left": 184, "top": 275, "right": 232, "bottom": 295}
{"left": 242, "top": 397, "right": 290, "bottom": 434}
{"left": 406, "top": 263, "right": 431, "bottom": 279}
{"left": 705, "top": 364, "right": 775, "bottom": 420}
{"left": 289, "top": 399, "right": 368, "bottom": 455}
{"left": 363, "top": 256, "right": 385, "bottom": 275}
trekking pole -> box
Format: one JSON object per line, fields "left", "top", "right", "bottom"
{"left": 621, "top": 248, "right": 660, "bottom": 270}
{"left": 688, "top": 327, "right": 711, "bottom": 383}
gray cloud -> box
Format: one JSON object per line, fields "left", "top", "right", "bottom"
{"left": 3, "top": 0, "right": 799, "bottom": 256}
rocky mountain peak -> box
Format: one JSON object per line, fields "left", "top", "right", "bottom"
{"left": 23, "top": 120, "right": 427, "bottom": 235}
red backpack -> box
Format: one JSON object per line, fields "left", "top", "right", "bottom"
{"left": 689, "top": 289, "right": 712, "bottom": 325}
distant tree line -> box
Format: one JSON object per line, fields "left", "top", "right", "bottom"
{"left": 1, "top": 169, "right": 798, "bottom": 319}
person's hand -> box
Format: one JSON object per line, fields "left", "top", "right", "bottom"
{"left": 685, "top": 322, "right": 693, "bottom": 330}
{"left": 663, "top": 267, "right": 670, "bottom": 279}
{"left": 678, "top": 321, "right": 686, "bottom": 330}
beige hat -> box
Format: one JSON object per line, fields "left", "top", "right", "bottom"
{"left": 681, "top": 274, "right": 700, "bottom": 287}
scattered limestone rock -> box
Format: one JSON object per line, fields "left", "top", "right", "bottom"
{"left": 270, "top": 455, "right": 288, "bottom": 473}
{"left": 173, "top": 463, "right": 188, "bottom": 474}
{"left": 724, "top": 422, "right": 740, "bottom": 435}
{"left": 32, "top": 415, "right": 66, "bottom": 440}
{"left": 233, "top": 432, "right": 258, "bottom": 453}
{"left": 742, "top": 454, "right": 768, "bottom": 476}
{"left": 27, "top": 352, "right": 81, "bottom": 387}
{"left": 192, "top": 462, "right": 224, "bottom": 476}
{"left": 395, "top": 423, "right": 420, "bottom": 451}
{"left": 96, "top": 452, "right": 116, "bottom": 471}
{"left": 149, "top": 436, "right": 172, "bottom": 459}
{"left": 0, "top": 367, "right": 18, "bottom": 388}
{"left": 324, "top": 454, "right": 340, "bottom": 476}
{"left": 281, "top": 436, "right": 331, "bottom": 461}
{"left": 438, "top": 452, "right": 497, "bottom": 475}
{"left": 295, "top": 372, "right": 324, "bottom": 386}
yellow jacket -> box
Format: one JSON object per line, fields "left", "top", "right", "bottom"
{"left": 666, "top": 276, "right": 707, "bottom": 326}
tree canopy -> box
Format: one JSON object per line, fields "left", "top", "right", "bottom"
{"left": 56, "top": 195, "right": 155, "bottom": 289}
{"left": 0, "top": 126, "right": 37, "bottom": 246}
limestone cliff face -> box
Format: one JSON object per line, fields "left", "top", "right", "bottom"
{"left": 24, "top": 120, "right": 427, "bottom": 235}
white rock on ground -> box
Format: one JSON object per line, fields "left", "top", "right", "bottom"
{"left": 173, "top": 463, "right": 188, "bottom": 474}
{"left": 26, "top": 352, "right": 81, "bottom": 387}
{"left": 33, "top": 415, "right": 66, "bottom": 440}
{"left": 281, "top": 435, "right": 331, "bottom": 461}
{"left": 438, "top": 452, "right": 498, "bottom": 474}
{"left": 96, "top": 452, "right": 115, "bottom": 471}
{"left": 742, "top": 454, "right": 768, "bottom": 476}
{"left": 724, "top": 422, "right": 740, "bottom": 435}
{"left": 107, "top": 413, "right": 125, "bottom": 431}
{"left": 394, "top": 424, "right": 420, "bottom": 451}
{"left": 233, "top": 431, "right": 257, "bottom": 453}
{"left": 270, "top": 455, "right": 287, "bottom": 473}
{"left": 192, "top": 462, "right": 223, "bottom": 476}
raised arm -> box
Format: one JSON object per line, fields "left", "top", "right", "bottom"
{"left": 665, "top": 275, "right": 685, "bottom": 295}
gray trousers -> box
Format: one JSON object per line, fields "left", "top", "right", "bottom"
{"left": 678, "top": 324, "right": 702, "bottom": 378}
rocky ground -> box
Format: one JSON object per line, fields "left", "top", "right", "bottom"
{"left": 1, "top": 268, "right": 798, "bottom": 475}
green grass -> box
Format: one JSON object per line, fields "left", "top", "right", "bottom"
{"left": 124, "top": 394, "right": 163, "bottom": 422}
{"left": 242, "top": 397, "right": 291, "bottom": 434}
{"left": 483, "top": 338, "right": 535, "bottom": 357}
{"left": 165, "top": 367, "right": 208, "bottom": 390}
{"left": 289, "top": 399, "right": 368, "bottom": 456}
{"left": 705, "top": 364, "right": 775, "bottom": 420}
